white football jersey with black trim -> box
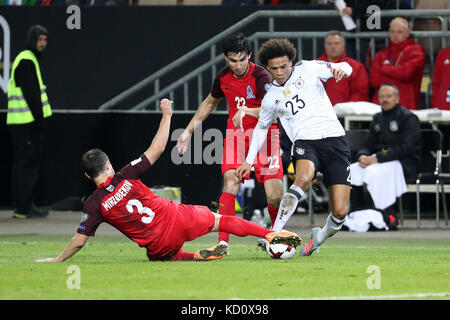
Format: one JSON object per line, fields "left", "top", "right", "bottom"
{"left": 258, "top": 60, "right": 351, "bottom": 142}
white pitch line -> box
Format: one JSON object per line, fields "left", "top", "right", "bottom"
{"left": 232, "top": 292, "right": 449, "bottom": 300}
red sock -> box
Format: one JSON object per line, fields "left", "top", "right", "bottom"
{"left": 170, "top": 250, "right": 195, "bottom": 261}
{"left": 267, "top": 203, "right": 278, "bottom": 228}
{"left": 218, "top": 192, "right": 236, "bottom": 243}
{"left": 219, "top": 215, "right": 272, "bottom": 238}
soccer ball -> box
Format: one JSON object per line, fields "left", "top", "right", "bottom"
{"left": 266, "top": 242, "right": 296, "bottom": 260}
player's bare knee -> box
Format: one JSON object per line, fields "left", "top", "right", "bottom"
{"left": 332, "top": 207, "right": 348, "bottom": 220}
{"left": 293, "top": 174, "right": 311, "bottom": 190}
{"left": 222, "top": 172, "right": 239, "bottom": 194}
{"left": 267, "top": 193, "right": 282, "bottom": 208}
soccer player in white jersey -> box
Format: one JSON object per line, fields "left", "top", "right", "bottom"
{"left": 236, "top": 39, "right": 353, "bottom": 256}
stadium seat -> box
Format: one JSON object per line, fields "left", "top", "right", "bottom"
{"left": 346, "top": 129, "right": 448, "bottom": 228}
{"left": 410, "top": 129, "right": 447, "bottom": 228}
{"left": 345, "top": 129, "right": 370, "bottom": 163}
{"left": 435, "top": 138, "right": 450, "bottom": 227}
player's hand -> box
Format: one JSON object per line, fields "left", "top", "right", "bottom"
{"left": 176, "top": 130, "right": 192, "bottom": 155}
{"left": 160, "top": 98, "right": 173, "bottom": 117}
{"left": 331, "top": 68, "right": 348, "bottom": 82}
{"left": 232, "top": 108, "right": 246, "bottom": 130}
{"left": 235, "top": 162, "right": 252, "bottom": 180}
{"left": 35, "top": 257, "right": 59, "bottom": 263}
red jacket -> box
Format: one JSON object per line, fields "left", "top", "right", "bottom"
{"left": 317, "top": 51, "right": 369, "bottom": 105}
{"left": 431, "top": 46, "right": 450, "bottom": 110}
{"left": 370, "top": 38, "right": 425, "bottom": 110}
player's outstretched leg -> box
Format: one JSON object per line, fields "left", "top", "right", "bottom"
{"left": 217, "top": 214, "right": 301, "bottom": 245}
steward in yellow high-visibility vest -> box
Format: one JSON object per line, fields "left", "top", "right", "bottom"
{"left": 8, "top": 25, "right": 51, "bottom": 219}
{"left": 7, "top": 33, "right": 52, "bottom": 124}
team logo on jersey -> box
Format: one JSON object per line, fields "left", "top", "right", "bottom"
{"left": 294, "top": 77, "right": 305, "bottom": 89}
{"left": 282, "top": 88, "right": 292, "bottom": 98}
{"left": 295, "top": 147, "right": 305, "bottom": 156}
{"left": 389, "top": 120, "right": 399, "bottom": 132}
{"left": 246, "top": 85, "right": 256, "bottom": 99}
{"left": 105, "top": 185, "right": 115, "bottom": 192}
{"left": 80, "top": 213, "right": 88, "bottom": 223}
{"left": 444, "top": 59, "right": 450, "bottom": 65}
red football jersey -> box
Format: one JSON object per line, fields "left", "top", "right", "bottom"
{"left": 211, "top": 61, "right": 274, "bottom": 131}
{"left": 78, "top": 155, "right": 180, "bottom": 250}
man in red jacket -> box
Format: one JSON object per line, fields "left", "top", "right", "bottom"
{"left": 317, "top": 31, "right": 369, "bottom": 105}
{"left": 370, "top": 17, "right": 425, "bottom": 110}
{"left": 431, "top": 46, "right": 450, "bottom": 110}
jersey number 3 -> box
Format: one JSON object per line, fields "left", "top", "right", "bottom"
{"left": 126, "top": 199, "right": 155, "bottom": 224}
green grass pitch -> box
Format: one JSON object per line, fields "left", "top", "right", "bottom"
{"left": 0, "top": 233, "right": 449, "bottom": 300}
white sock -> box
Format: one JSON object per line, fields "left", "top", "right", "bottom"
{"left": 273, "top": 185, "right": 306, "bottom": 231}
{"left": 316, "top": 213, "right": 346, "bottom": 245}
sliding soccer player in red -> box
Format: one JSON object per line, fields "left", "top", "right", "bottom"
{"left": 35, "top": 99, "right": 300, "bottom": 263}
{"left": 177, "top": 32, "right": 283, "bottom": 246}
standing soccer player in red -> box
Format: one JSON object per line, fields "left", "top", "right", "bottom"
{"left": 35, "top": 99, "right": 300, "bottom": 263}
{"left": 177, "top": 33, "right": 283, "bottom": 246}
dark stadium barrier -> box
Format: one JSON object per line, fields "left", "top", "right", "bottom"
{"left": 0, "top": 4, "right": 339, "bottom": 111}
{"left": 0, "top": 112, "right": 228, "bottom": 208}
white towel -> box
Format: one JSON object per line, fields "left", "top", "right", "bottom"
{"left": 350, "top": 160, "right": 407, "bottom": 210}
{"left": 343, "top": 209, "right": 389, "bottom": 232}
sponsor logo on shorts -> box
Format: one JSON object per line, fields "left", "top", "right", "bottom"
{"left": 296, "top": 147, "right": 305, "bottom": 156}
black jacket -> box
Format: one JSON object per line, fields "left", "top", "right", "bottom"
{"left": 14, "top": 25, "right": 48, "bottom": 125}
{"left": 356, "top": 103, "right": 422, "bottom": 179}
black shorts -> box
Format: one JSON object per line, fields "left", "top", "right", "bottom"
{"left": 291, "top": 135, "right": 351, "bottom": 187}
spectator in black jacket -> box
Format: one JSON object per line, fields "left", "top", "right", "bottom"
{"left": 356, "top": 82, "right": 422, "bottom": 179}
{"left": 349, "top": 82, "right": 422, "bottom": 228}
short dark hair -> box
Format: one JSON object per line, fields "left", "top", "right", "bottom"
{"left": 324, "top": 30, "right": 345, "bottom": 43}
{"left": 222, "top": 32, "right": 251, "bottom": 56}
{"left": 380, "top": 82, "right": 399, "bottom": 96}
{"left": 81, "top": 149, "right": 109, "bottom": 179}
{"left": 256, "top": 38, "right": 297, "bottom": 66}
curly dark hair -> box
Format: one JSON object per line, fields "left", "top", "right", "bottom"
{"left": 256, "top": 38, "right": 297, "bottom": 66}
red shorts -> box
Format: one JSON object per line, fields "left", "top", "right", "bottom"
{"left": 146, "top": 205, "right": 215, "bottom": 261}
{"left": 221, "top": 126, "right": 283, "bottom": 185}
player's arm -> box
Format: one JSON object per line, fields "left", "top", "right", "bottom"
{"left": 311, "top": 60, "right": 352, "bottom": 82}
{"left": 35, "top": 233, "right": 89, "bottom": 263}
{"left": 177, "top": 94, "right": 222, "bottom": 154}
{"left": 144, "top": 98, "right": 173, "bottom": 165}
{"left": 235, "top": 102, "right": 274, "bottom": 179}
{"left": 330, "top": 62, "right": 352, "bottom": 82}
{"left": 232, "top": 107, "right": 261, "bottom": 130}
